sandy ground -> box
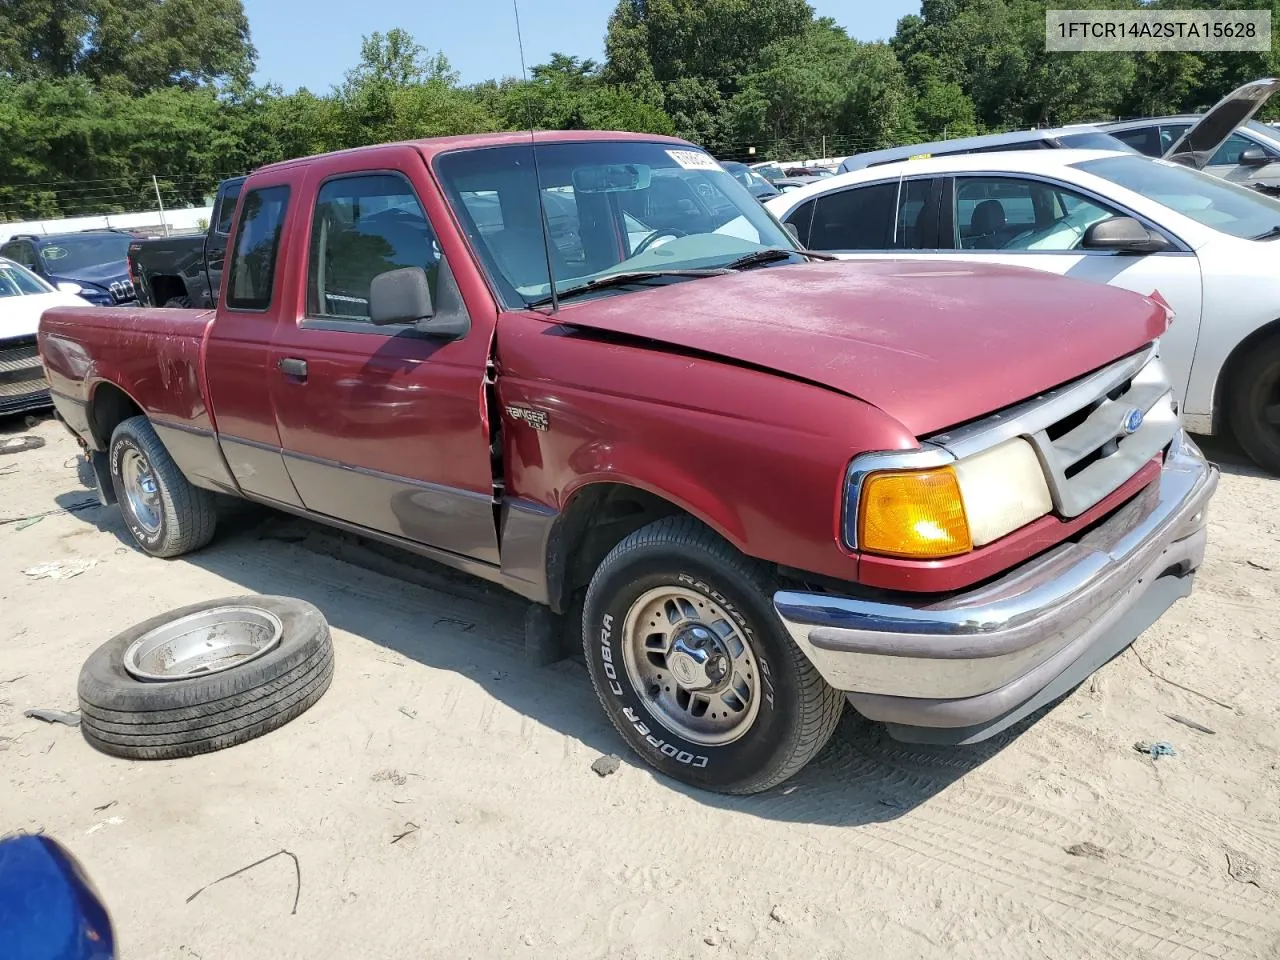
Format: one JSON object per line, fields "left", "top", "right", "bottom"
{"left": 2, "top": 414, "right": 1279, "bottom": 960}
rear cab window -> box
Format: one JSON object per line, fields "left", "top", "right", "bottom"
{"left": 226, "top": 185, "right": 290, "bottom": 311}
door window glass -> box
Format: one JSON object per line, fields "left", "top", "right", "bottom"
{"left": 1211, "top": 133, "right": 1266, "bottom": 166}
{"left": 215, "top": 180, "right": 244, "bottom": 235}
{"left": 808, "top": 183, "right": 898, "bottom": 250}
{"left": 226, "top": 185, "right": 290, "bottom": 311}
{"left": 1112, "top": 126, "right": 1161, "bottom": 157}
{"left": 307, "top": 174, "right": 441, "bottom": 322}
{"left": 953, "top": 176, "right": 1122, "bottom": 251}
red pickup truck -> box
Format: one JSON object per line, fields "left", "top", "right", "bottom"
{"left": 39, "top": 131, "right": 1218, "bottom": 793}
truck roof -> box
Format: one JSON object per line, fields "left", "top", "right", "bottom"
{"left": 254, "top": 129, "right": 691, "bottom": 176}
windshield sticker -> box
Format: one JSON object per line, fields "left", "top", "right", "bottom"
{"left": 41, "top": 246, "right": 67, "bottom": 261}
{"left": 908, "top": 153, "right": 933, "bottom": 161}
{"left": 666, "top": 149, "right": 722, "bottom": 172}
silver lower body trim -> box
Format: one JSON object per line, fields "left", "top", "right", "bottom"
{"left": 772, "top": 430, "right": 1218, "bottom": 732}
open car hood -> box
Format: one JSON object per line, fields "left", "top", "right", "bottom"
{"left": 1164, "top": 77, "right": 1280, "bottom": 169}
{"left": 550, "top": 260, "right": 1168, "bottom": 436}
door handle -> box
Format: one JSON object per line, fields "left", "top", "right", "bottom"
{"left": 278, "top": 357, "right": 308, "bottom": 381}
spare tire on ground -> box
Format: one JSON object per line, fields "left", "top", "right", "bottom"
{"left": 78, "top": 596, "right": 333, "bottom": 760}
{"left": 1, "top": 435, "right": 45, "bottom": 455}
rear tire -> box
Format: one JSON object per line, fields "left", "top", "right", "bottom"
{"left": 582, "top": 517, "right": 843, "bottom": 794}
{"left": 1228, "top": 335, "right": 1280, "bottom": 476}
{"left": 163, "top": 296, "right": 192, "bottom": 308}
{"left": 109, "top": 415, "right": 216, "bottom": 557}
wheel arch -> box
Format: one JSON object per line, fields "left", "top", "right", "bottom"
{"left": 1211, "top": 316, "right": 1280, "bottom": 435}
{"left": 545, "top": 480, "right": 739, "bottom": 614}
{"left": 86, "top": 381, "right": 145, "bottom": 451}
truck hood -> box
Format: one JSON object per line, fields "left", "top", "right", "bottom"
{"left": 49, "top": 260, "right": 129, "bottom": 288}
{"left": 550, "top": 260, "right": 1167, "bottom": 436}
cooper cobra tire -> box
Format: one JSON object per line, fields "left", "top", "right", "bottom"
{"left": 583, "top": 517, "right": 844, "bottom": 795}
{"left": 78, "top": 596, "right": 334, "bottom": 760}
{"left": 1228, "top": 335, "right": 1280, "bottom": 476}
{"left": 109, "top": 415, "right": 217, "bottom": 557}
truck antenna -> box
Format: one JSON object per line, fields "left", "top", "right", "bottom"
{"left": 513, "top": 0, "right": 560, "bottom": 313}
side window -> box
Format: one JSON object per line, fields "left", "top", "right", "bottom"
{"left": 784, "top": 199, "right": 816, "bottom": 248}
{"left": 892, "top": 179, "right": 935, "bottom": 249}
{"left": 1112, "top": 126, "right": 1160, "bottom": 157}
{"left": 1211, "top": 134, "right": 1261, "bottom": 166}
{"left": 954, "top": 176, "right": 1124, "bottom": 252}
{"left": 1160, "top": 123, "right": 1192, "bottom": 153}
{"left": 3, "top": 242, "right": 36, "bottom": 269}
{"left": 807, "top": 183, "right": 898, "bottom": 251}
{"left": 226, "top": 185, "right": 290, "bottom": 311}
{"left": 214, "top": 181, "right": 244, "bottom": 236}
{"left": 307, "top": 173, "right": 440, "bottom": 322}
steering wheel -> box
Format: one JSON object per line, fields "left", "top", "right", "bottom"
{"left": 634, "top": 228, "right": 688, "bottom": 255}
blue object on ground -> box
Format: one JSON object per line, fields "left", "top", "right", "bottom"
{"left": 0, "top": 834, "right": 115, "bottom": 959}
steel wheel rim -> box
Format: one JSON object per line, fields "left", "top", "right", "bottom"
{"left": 621, "top": 585, "right": 761, "bottom": 746}
{"left": 121, "top": 448, "right": 161, "bottom": 535}
{"left": 123, "top": 606, "right": 284, "bottom": 681}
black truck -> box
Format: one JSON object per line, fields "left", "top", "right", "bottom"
{"left": 127, "top": 176, "right": 245, "bottom": 308}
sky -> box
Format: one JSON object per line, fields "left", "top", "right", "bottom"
{"left": 241, "top": 0, "right": 921, "bottom": 93}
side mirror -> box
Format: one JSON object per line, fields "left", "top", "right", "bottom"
{"left": 784, "top": 222, "right": 800, "bottom": 241}
{"left": 368, "top": 266, "right": 468, "bottom": 340}
{"left": 1082, "top": 216, "right": 1170, "bottom": 255}
{"left": 1239, "top": 146, "right": 1272, "bottom": 166}
{"left": 56, "top": 281, "right": 82, "bottom": 295}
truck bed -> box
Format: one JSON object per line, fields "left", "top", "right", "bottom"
{"left": 38, "top": 305, "right": 215, "bottom": 434}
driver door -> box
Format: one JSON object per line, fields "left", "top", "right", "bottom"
{"left": 932, "top": 174, "right": 1203, "bottom": 410}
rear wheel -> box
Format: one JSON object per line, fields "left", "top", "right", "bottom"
{"left": 109, "top": 416, "right": 216, "bottom": 557}
{"left": 582, "top": 517, "right": 843, "bottom": 794}
{"left": 163, "top": 295, "right": 192, "bottom": 308}
{"left": 1228, "top": 335, "right": 1280, "bottom": 476}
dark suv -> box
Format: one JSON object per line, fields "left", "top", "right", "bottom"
{"left": 0, "top": 230, "right": 137, "bottom": 306}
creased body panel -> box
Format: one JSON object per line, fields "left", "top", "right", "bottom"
{"left": 551, "top": 260, "right": 1168, "bottom": 436}
{"left": 494, "top": 312, "right": 918, "bottom": 584}
{"left": 38, "top": 305, "right": 214, "bottom": 430}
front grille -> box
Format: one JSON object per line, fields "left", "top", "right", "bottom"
{"left": 0, "top": 336, "right": 49, "bottom": 401}
{"left": 929, "top": 344, "right": 1178, "bottom": 518}
{"left": 109, "top": 278, "right": 137, "bottom": 303}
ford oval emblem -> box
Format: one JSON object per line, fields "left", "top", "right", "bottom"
{"left": 1122, "top": 408, "right": 1144, "bottom": 435}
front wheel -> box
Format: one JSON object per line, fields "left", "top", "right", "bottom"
{"left": 583, "top": 517, "right": 843, "bottom": 794}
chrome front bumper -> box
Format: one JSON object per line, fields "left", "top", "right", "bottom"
{"left": 773, "top": 430, "right": 1218, "bottom": 742}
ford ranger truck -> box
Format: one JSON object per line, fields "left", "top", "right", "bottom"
{"left": 37, "top": 132, "right": 1219, "bottom": 795}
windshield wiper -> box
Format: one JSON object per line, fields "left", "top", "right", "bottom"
{"left": 526, "top": 269, "right": 732, "bottom": 308}
{"left": 1250, "top": 225, "right": 1280, "bottom": 241}
{"left": 720, "top": 247, "right": 838, "bottom": 271}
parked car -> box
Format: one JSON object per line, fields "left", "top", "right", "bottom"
{"left": 836, "top": 124, "right": 1136, "bottom": 173}
{"left": 718, "top": 160, "right": 781, "bottom": 201}
{"left": 766, "top": 146, "right": 1280, "bottom": 474}
{"left": 0, "top": 256, "right": 89, "bottom": 416}
{"left": 128, "top": 176, "right": 246, "bottom": 308}
{"left": 0, "top": 230, "right": 137, "bottom": 306}
{"left": 1102, "top": 79, "right": 1280, "bottom": 192}
{"left": 39, "top": 130, "right": 1217, "bottom": 793}
{"left": 774, "top": 176, "right": 823, "bottom": 192}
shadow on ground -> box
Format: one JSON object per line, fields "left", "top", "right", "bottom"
{"left": 1191, "top": 430, "right": 1272, "bottom": 480}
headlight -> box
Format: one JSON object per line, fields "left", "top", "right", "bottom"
{"left": 848, "top": 438, "right": 1053, "bottom": 560}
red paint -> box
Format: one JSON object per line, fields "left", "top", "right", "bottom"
{"left": 37, "top": 131, "right": 1175, "bottom": 598}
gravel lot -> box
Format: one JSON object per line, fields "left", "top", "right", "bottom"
{"left": 2, "top": 414, "right": 1279, "bottom": 959}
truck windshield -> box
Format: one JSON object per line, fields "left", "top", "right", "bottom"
{"left": 37, "top": 235, "right": 131, "bottom": 272}
{"left": 434, "top": 141, "right": 799, "bottom": 308}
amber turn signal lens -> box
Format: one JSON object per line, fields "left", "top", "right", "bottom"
{"left": 857, "top": 467, "right": 972, "bottom": 559}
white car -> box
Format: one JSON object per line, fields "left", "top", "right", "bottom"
{"left": 764, "top": 149, "right": 1280, "bottom": 474}
{"left": 0, "top": 256, "right": 89, "bottom": 416}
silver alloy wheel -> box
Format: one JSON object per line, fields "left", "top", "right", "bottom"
{"left": 621, "top": 586, "right": 761, "bottom": 745}
{"left": 122, "top": 606, "right": 284, "bottom": 681}
{"left": 120, "top": 448, "right": 162, "bottom": 535}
